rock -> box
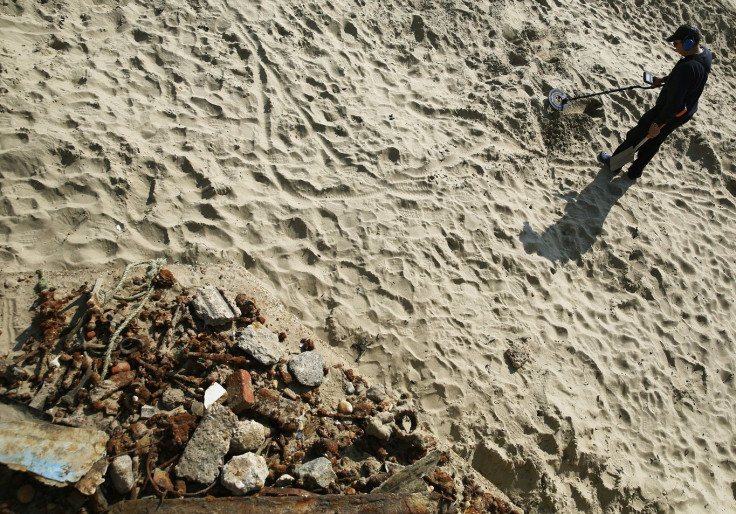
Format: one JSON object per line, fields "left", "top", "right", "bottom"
{"left": 175, "top": 404, "right": 238, "bottom": 484}
{"left": 220, "top": 453, "right": 268, "bottom": 495}
{"left": 346, "top": 382, "right": 355, "bottom": 395}
{"left": 230, "top": 420, "right": 266, "bottom": 454}
{"left": 226, "top": 369, "right": 255, "bottom": 414}
{"left": 191, "top": 286, "right": 239, "bottom": 326}
{"left": 373, "top": 450, "right": 442, "bottom": 493}
{"left": 161, "top": 387, "right": 186, "bottom": 410}
{"left": 109, "top": 455, "right": 135, "bottom": 494}
{"left": 273, "top": 473, "right": 295, "bottom": 487}
{"left": 140, "top": 405, "right": 156, "bottom": 419}
{"left": 297, "top": 456, "right": 337, "bottom": 489}
{"left": 190, "top": 400, "right": 204, "bottom": 417}
{"left": 504, "top": 339, "right": 531, "bottom": 369}
{"left": 287, "top": 351, "right": 325, "bottom": 387}
{"left": 234, "top": 324, "right": 283, "bottom": 366}
{"left": 366, "top": 384, "right": 387, "bottom": 403}
{"left": 365, "top": 412, "right": 395, "bottom": 442}
{"left": 338, "top": 400, "right": 353, "bottom": 414}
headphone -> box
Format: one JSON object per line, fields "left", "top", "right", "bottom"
{"left": 683, "top": 25, "right": 699, "bottom": 51}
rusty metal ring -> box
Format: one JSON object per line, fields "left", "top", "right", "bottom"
{"left": 393, "top": 409, "right": 418, "bottom": 433}
{"left": 119, "top": 337, "right": 144, "bottom": 354}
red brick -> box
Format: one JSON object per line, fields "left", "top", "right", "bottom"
{"left": 227, "top": 369, "right": 255, "bottom": 414}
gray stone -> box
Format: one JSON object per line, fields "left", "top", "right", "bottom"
{"left": 175, "top": 404, "right": 237, "bottom": 484}
{"left": 190, "top": 400, "right": 204, "bottom": 417}
{"left": 235, "top": 324, "right": 283, "bottom": 366}
{"left": 191, "top": 286, "right": 239, "bottom": 326}
{"left": 297, "top": 456, "right": 336, "bottom": 489}
{"left": 505, "top": 339, "right": 531, "bottom": 369}
{"left": 220, "top": 453, "right": 268, "bottom": 495}
{"left": 230, "top": 420, "right": 266, "bottom": 454}
{"left": 161, "top": 387, "right": 186, "bottom": 410}
{"left": 108, "top": 455, "right": 135, "bottom": 494}
{"left": 273, "top": 473, "right": 295, "bottom": 487}
{"left": 372, "top": 450, "right": 442, "bottom": 493}
{"left": 287, "top": 351, "right": 325, "bottom": 387}
{"left": 366, "top": 384, "right": 387, "bottom": 403}
{"left": 140, "top": 405, "right": 156, "bottom": 419}
{"left": 365, "top": 412, "right": 394, "bottom": 442}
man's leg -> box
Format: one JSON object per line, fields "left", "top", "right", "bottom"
{"left": 626, "top": 115, "right": 692, "bottom": 179}
{"left": 612, "top": 108, "right": 658, "bottom": 158}
{"left": 599, "top": 109, "right": 658, "bottom": 173}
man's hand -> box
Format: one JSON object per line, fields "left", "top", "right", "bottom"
{"left": 653, "top": 76, "right": 665, "bottom": 86}
{"left": 647, "top": 123, "right": 661, "bottom": 138}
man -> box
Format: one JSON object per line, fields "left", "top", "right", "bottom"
{"left": 598, "top": 24, "right": 712, "bottom": 180}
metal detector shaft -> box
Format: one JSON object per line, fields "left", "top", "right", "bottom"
{"left": 567, "top": 83, "right": 662, "bottom": 102}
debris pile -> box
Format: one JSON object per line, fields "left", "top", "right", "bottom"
{"left": 0, "top": 262, "right": 519, "bottom": 513}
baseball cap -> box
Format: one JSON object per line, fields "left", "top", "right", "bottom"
{"left": 666, "top": 24, "right": 700, "bottom": 44}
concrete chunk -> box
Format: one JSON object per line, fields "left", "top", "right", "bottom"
{"left": 297, "top": 456, "right": 336, "bottom": 489}
{"left": 234, "top": 324, "right": 283, "bottom": 366}
{"left": 175, "top": 405, "right": 237, "bottom": 484}
{"left": 191, "top": 286, "right": 239, "bottom": 326}
{"left": 287, "top": 351, "right": 325, "bottom": 387}
{"left": 220, "top": 453, "right": 268, "bottom": 495}
{"left": 230, "top": 420, "right": 266, "bottom": 454}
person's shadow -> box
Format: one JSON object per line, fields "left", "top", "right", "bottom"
{"left": 520, "top": 169, "right": 633, "bottom": 264}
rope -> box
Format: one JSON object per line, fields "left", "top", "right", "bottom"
{"left": 100, "top": 258, "right": 166, "bottom": 379}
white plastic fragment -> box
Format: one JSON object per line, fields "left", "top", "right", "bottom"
{"left": 204, "top": 382, "right": 228, "bottom": 410}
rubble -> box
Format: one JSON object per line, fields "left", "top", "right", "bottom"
{"left": 234, "top": 324, "right": 283, "bottom": 366}
{"left": 288, "top": 350, "right": 326, "bottom": 387}
{"left": 0, "top": 264, "right": 521, "bottom": 513}
{"left": 175, "top": 404, "right": 237, "bottom": 484}
{"left": 191, "top": 286, "right": 239, "bottom": 326}
{"left": 220, "top": 453, "right": 269, "bottom": 495}
{"left": 230, "top": 420, "right": 266, "bottom": 454}
{"left": 366, "top": 384, "right": 387, "bottom": 403}
{"left": 225, "top": 369, "right": 255, "bottom": 414}
{"left": 109, "top": 455, "right": 135, "bottom": 494}
{"left": 297, "top": 457, "right": 337, "bottom": 489}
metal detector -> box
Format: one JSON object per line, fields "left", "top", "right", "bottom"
{"left": 548, "top": 81, "right": 662, "bottom": 112}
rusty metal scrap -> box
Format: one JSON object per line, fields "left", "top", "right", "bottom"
{"left": 0, "top": 266, "right": 518, "bottom": 513}
{"left": 107, "top": 493, "right": 440, "bottom": 514}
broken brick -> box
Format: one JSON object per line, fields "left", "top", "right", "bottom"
{"left": 227, "top": 369, "right": 255, "bottom": 414}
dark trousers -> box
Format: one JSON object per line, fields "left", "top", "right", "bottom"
{"left": 612, "top": 107, "right": 692, "bottom": 178}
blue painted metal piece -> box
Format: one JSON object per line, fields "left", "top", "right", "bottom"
{"left": 0, "top": 404, "right": 108, "bottom": 485}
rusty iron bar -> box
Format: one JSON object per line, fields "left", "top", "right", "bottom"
{"left": 60, "top": 360, "right": 95, "bottom": 407}
{"left": 183, "top": 350, "right": 250, "bottom": 367}
{"left": 107, "top": 493, "right": 439, "bottom": 513}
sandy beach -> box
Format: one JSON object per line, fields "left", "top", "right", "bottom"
{"left": 2, "top": 0, "right": 736, "bottom": 511}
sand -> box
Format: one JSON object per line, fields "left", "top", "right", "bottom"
{"left": 1, "top": 0, "right": 736, "bottom": 511}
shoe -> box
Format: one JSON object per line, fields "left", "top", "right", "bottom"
{"left": 598, "top": 151, "right": 621, "bottom": 174}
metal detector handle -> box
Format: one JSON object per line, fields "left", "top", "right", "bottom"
{"left": 567, "top": 83, "right": 662, "bottom": 103}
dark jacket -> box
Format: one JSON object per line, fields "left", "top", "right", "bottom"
{"left": 654, "top": 46, "right": 712, "bottom": 125}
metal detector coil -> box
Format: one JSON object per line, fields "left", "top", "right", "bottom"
{"left": 548, "top": 88, "right": 569, "bottom": 111}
